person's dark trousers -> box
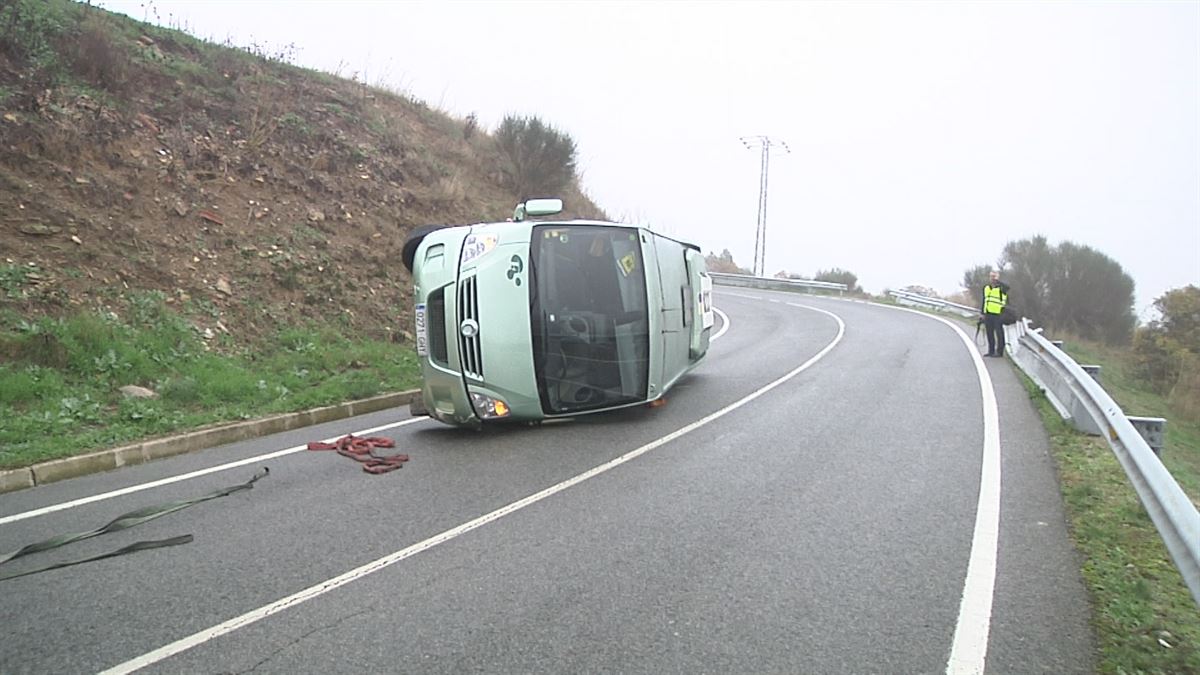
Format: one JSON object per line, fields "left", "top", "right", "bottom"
{"left": 984, "top": 313, "right": 1005, "bottom": 355}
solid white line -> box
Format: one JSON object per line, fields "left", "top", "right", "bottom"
{"left": 0, "top": 417, "right": 431, "bottom": 526}
{"left": 716, "top": 291, "right": 762, "bottom": 301}
{"left": 867, "top": 302, "right": 1001, "bottom": 675}
{"left": 99, "top": 305, "right": 846, "bottom": 675}
{"left": 711, "top": 306, "right": 731, "bottom": 342}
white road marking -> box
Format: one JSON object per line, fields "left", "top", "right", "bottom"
{"left": 0, "top": 417, "right": 431, "bottom": 526}
{"left": 866, "top": 302, "right": 1001, "bottom": 675}
{"left": 711, "top": 306, "right": 731, "bottom": 342}
{"left": 99, "top": 305, "right": 846, "bottom": 675}
{"left": 716, "top": 291, "right": 762, "bottom": 301}
{"left": 5, "top": 303, "right": 731, "bottom": 527}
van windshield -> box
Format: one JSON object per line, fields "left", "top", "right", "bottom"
{"left": 529, "top": 225, "right": 650, "bottom": 414}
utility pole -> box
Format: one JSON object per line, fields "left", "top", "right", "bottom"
{"left": 740, "top": 136, "right": 790, "bottom": 277}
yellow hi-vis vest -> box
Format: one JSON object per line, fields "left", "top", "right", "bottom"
{"left": 984, "top": 285, "right": 1007, "bottom": 314}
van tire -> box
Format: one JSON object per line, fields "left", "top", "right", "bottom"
{"left": 402, "top": 225, "right": 445, "bottom": 273}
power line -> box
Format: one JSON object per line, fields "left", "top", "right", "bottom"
{"left": 740, "top": 136, "right": 790, "bottom": 277}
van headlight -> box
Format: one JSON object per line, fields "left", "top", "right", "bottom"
{"left": 461, "top": 234, "right": 498, "bottom": 266}
{"left": 470, "top": 392, "right": 511, "bottom": 419}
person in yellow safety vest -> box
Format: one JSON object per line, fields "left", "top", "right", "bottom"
{"left": 980, "top": 269, "right": 1010, "bottom": 357}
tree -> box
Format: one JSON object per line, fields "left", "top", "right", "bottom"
{"left": 1000, "top": 235, "right": 1055, "bottom": 327}
{"left": 494, "top": 115, "right": 578, "bottom": 199}
{"left": 815, "top": 268, "right": 862, "bottom": 294}
{"left": 965, "top": 236, "right": 1137, "bottom": 345}
{"left": 901, "top": 285, "right": 939, "bottom": 297}
{"left": 961, "top": 264, "right": 993, "bottom": 310}
{"left": 705, "top": 249, "right": 749, "bottom": 274}
{"left": 1133, "top": 285, "right": 1200, "bottom": 404}
{"left": 1048, "top": 242, "right": 1135, "bottom": 344}
{"left": 1153, "top": 285, "right": 1200, "bottom": 351}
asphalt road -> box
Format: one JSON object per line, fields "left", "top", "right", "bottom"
{"left": 0, "top": 289, "right": 1094, "bottom": 674}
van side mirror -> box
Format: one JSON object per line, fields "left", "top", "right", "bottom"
{"left": 514, "top": 198, "right": 563, "bottom": 221}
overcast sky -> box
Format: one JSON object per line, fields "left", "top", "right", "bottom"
{"left": 100, "top": 0, "right": 1198, "bottom": 315}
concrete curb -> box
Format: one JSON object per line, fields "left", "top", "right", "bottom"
{"left": 0, "top": 390, "right": 420, "bottom": 496}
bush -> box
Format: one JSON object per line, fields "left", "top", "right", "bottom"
{"left": 705, "top": 249, "right": 750, "bottom": 274}
{"left": 494, "top": 115, "right": 577, "bottom": 199}
{"left": 69, "top": 13, "right": 130, "bottom": 94}
{"left": 963, "top": 236, "right": 1137, "bottom": 345}
{"left": 815, "top": 268, "right": 862, "bottom": 293}
{"left": 1133, "top": 285, "right": 1200, "bottom": 417}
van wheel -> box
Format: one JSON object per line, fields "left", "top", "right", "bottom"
{"left": 402, "top": 225, "right": 444, "bottom": 273}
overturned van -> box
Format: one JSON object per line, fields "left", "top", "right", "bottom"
{"left": 402, "top": 199, "right": 713, "bottom": 427}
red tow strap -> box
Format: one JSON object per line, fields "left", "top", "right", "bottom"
{"left": 307, "top": 435, "right": 409, "bottom": 474}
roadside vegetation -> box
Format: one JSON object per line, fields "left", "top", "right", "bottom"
{"left": 1023, "top": 364, "right": 1199, "bottom": 673}
{"left": 978, "top": 259, "right": 1199, "bottom": 671}
{"left": 0, "top": 1, "right": 595, "bottom": 471}
{"left": 0, "top": 295, "right": 421, "bottom": 469}
{"left": 963, "top": 235, "right": 1137, "bottom": 344}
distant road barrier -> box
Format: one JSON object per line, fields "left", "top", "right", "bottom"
{"left": 887, "top": 289, "right": 978, "bottom": 318}
{"left": 709, "top": 272, "right": 847, "bottom": 294}
{"left": 881, "top": 289, "right": 1200, "bottom": 606}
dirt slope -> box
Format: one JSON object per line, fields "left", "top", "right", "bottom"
{"left": 0, "top": 1, "right": 603, "bottom": 345}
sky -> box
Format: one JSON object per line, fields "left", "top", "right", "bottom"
{"left": 99, "top": 0, "right": 1199, "bottom": 317}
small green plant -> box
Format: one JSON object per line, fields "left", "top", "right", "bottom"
{"left": 277, "top": 111, "right": 308, "bottom": 133}
{"left": 0, "top": 264, "right": 34, "bottom": 299}
{"left": 291, "top": 223, "right": 324, "bottom": 244}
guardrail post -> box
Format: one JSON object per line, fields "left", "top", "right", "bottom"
{"left": 1128, "top": 416, "right": 1167, "bottom": 456}
{"left": 1080, "top": 364, "right": 1102, "bottom": 383}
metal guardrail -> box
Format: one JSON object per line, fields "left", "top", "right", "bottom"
{"left": 887, "top": 289, "right": 978, "bottom": 318}
{"left": 709, "top": 272, "right": 847, "bottom": 294}
{"left": 1008, "top": 320, "right": 1199, "bottom": 605}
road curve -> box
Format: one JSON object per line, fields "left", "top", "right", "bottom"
{"left": 0, "top": 289, "right": 1093, "bottom": 674}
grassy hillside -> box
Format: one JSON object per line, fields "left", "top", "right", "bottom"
{"left": 1, "top": 0, "right": 602, "bottom": 337}
{"left": 0, "top": 0, "right": 604, "bottom": 467}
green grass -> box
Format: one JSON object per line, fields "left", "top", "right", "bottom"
{"left": 1019, "top": 358, "right": 1200, "bottom": 672}
{"left": 0, "top": 300, "right": 420, "bottom": 469}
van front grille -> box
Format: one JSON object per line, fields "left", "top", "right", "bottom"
{"left": 427, "top": 288, "right": 448, "bottom": 365}
{"left": 458, "top": 275, "right": 483, "bottom": 379}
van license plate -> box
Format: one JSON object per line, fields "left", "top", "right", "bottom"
{"left": 415, "top": 303, "right": 427, "bottom": 356}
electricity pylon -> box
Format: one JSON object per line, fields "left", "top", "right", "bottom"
{"left": 740, "top": 136, "right": 790, "bottom": 277}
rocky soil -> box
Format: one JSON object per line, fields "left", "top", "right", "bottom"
{"left": 0, "top": 6, "right": 603, "bottom": 347}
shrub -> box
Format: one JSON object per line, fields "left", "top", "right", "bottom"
{"left": 494, "top": 115, "right": 577, "bottom": 199}
{"left": 815, "top": 268, "right": 862, "bottom": 293}
{"left": 1133, "top": 285, "right": 1200, "bottom": 418}
{"left": 963, "top": 236, "right": 1137, "bottom": 344}
{"left": 69, "top": 13, "right": 129, "bottom": 94}
{"left": 705, "top": 249, "right": 750, "bottom": 274}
